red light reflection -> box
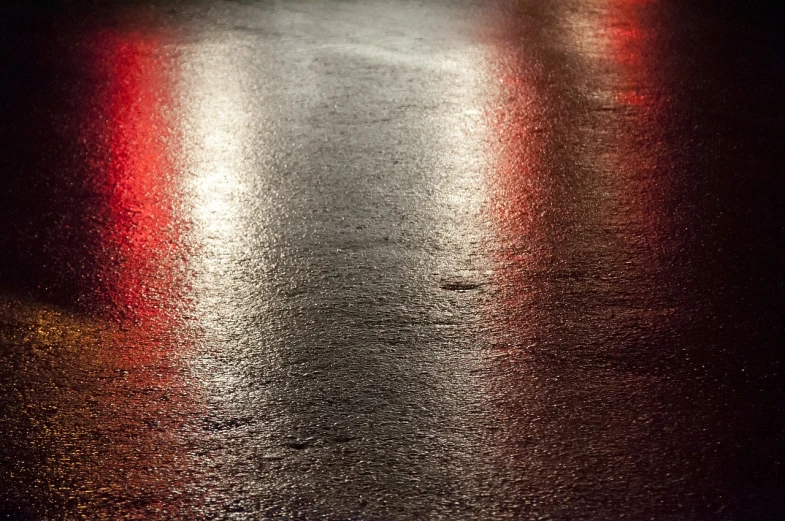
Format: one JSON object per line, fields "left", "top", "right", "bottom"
{"left": 62, "top": 29, "right": 204, "bottom": 517}
{"left": 479, "top": 0, "right": 688, "bottom": 514}
{"left": 483, "top": 11, "right": 557, "bottom": 359}
{"left": 603, "top": 0, "right": 675, "bottom": 262}
{"left": 92, "top": 31, "right": 187, "bottom": 324}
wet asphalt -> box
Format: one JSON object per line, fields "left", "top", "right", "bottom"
{"left": 0, "top": 1, "right": 784, "bottom": 519}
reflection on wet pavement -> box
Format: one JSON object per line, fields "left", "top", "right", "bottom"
{"left": 1, "top": 1, "right": 783, "bottom": 519}
{"left": 1, "top": 20, "right": 203, "bottom": 519}
{"left": 482, "top": 1, "right": 784, "bottom": 518}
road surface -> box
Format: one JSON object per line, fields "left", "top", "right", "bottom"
{"left": 0, "top": 1, "right": 783, "bottom": 519}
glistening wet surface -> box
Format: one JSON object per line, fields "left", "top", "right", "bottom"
{"left": 0, "top": 1, "right": 783, "bottom": 519}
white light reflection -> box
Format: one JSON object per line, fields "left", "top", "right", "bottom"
{"left": 180, "top": 44, "right": 251, "bottom": 261}
{"left": 175, "top": 38, "right": 278, "bottom": 512}
{"left": 172, "top": 5, "right": 496, "bottom": 513}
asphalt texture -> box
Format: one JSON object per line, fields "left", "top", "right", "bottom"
{"left": 0, "top": 1, "right": 784, "bottom": 519}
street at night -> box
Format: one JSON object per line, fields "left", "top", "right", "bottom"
{"left": 0, "top": 1, "right": 783, "bottom": 519}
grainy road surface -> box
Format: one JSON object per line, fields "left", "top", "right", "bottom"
{"left": 1, "top": 1, "right": 783, "bottom": 519}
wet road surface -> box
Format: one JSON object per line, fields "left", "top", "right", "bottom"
{"left": 1, "top": 1, "right": 783, "bottom": 519}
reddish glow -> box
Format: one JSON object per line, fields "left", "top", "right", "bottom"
{"left": 70, "top": 29, "right": 204, "bottom": 517}
{"left": 606, "top": 5, "right": 653, "bottom": 107}
{"left": 604, "top": 0, "right": 673, "bottom": 257}
{"left": 486, "top": 73, "right": 551, "bottom": 268}
{"left": 483, "top": 17, "right": 555, "bottom": 360}
{"left": 478, "top": 15, "right": 577, "bottom": 506}
{"left": 91, "top": 30, "right": 186, "bottom": 324}
{"left": 477, "top": 4, "right": 679, "bottom": 509}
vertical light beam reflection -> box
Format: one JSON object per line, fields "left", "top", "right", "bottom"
{"left": 182, "top": 49, "right": 248, "bottom": 258}
{"left": 171, "top": 5, "right": 495, "bottom": 516}
{"left": 175, "top": 36, "right": 281, "bottom": 512}
{"left": 482, "top": 11, "right": 566, "bottom": 516}
{"left": 481, "top": 0, "right": 750, "bottom": 518}
{"left": 38, "top": 27, "right": 205, "bottom": 518}
{"left": 95, "top": 32, "right": 187, "bottom": 322}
